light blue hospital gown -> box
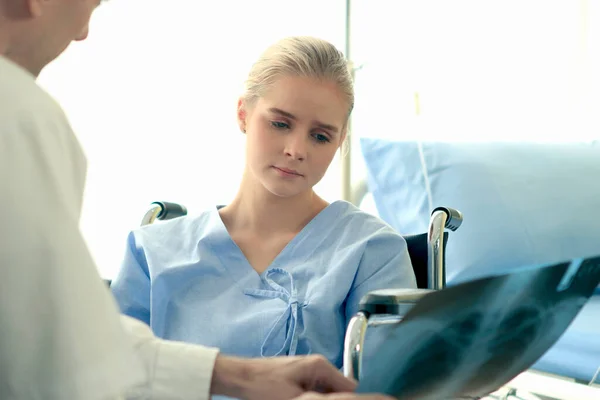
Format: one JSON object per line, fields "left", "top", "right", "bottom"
{"left": 111, "top": 200, "right": 417, "bottom": 370}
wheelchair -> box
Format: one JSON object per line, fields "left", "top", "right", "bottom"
{"left": 107, "top": 201, "right": 600, "bottom": 400}
{"left": 137, "top": 201, "right": 464, "bottom": 382}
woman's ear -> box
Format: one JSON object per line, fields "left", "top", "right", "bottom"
{"left": 338, "top": 129, "right": 349, "bottom": 157}
{"left": 237, "top": 97, "right": 247, "bottom": 133}
{"left": 339, "top": 129, "right": 348, "bottom": 148}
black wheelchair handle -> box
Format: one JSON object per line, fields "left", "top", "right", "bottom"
{"left": 431, "top": 206, "right": 463, "bottom": 231}
{"left": 152, "top": 201, "right": 188, "bottom": 221}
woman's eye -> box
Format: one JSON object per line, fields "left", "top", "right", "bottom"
{"left": 271, "top": 121, "right": 289, "bottom": 129}
{"left": 313, "top": 133, "right": 330, "bottom": 143}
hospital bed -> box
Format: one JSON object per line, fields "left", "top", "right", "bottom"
{"left": 354, "top": 138, "right": 600, "bottom": 399}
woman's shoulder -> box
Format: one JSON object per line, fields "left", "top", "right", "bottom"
{"left": 327, "top": 200, "right": 402, "bottom": 237}
{"left": 130, "top": 205, "right": 222, "bottom": 246}
{"left": 313, "top": 200, "right": 408, "bottom": 257}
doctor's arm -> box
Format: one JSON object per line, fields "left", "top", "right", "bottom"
{"left": 120, "top": 313, "right": 363, "bottom": 400}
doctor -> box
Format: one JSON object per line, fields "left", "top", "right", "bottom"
{"left": 0, "top": 1, "right": 392, "bottom": 400}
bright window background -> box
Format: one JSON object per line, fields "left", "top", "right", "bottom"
{"left": 348, "top": 0, "right": 600, "bottom": 211}
{"left": 38, "top": 0, "right": 599, "bottom": 279}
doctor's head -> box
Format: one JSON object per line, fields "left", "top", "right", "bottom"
{"left": 0, "top": 0, "right": 100, "bottom": 77}
{"left": 236, "top": 36, "right": 354, "bottom": 199}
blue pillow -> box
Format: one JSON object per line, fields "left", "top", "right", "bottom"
{"left": 360, "top": 139, "right": 600, "bottom": 381}
{"left": 360, "top": 139, "right": 600, "bottom": 285}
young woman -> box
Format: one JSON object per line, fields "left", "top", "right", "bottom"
{"left": 110, "top": 36, "right": 417, "bottom": 370}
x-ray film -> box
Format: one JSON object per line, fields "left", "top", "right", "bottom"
{"left": 356, "top": 255, "right": 600, "bottom": 399}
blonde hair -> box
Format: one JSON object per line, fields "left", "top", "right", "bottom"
{"left": 243, "top": 36, "right": 355, "bottom": 121}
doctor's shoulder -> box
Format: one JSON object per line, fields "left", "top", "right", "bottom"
{"left": 0, "top": 56, "right": 67, "bottom": 129}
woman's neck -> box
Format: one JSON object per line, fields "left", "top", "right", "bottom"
{"left": 220, "top": 170, "right": 328, "bottom": 237}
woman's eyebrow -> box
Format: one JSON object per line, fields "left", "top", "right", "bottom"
{"left": 268, "top": 107, "right": 339, "bottom": 133}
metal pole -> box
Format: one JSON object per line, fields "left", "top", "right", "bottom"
{"left": 341, "top": 0, "right": 353, "bottom": 203}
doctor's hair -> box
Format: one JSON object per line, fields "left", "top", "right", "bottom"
{"left": 242, "top": 36, "right": 355, "bottom": 119}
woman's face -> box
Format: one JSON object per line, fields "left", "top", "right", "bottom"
{"left": 238, "top": 75, "right": 349, "bottom": 199}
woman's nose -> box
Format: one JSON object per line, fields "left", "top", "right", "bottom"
{"left": 284, "top": 134, "right": 308, "bottom": 161}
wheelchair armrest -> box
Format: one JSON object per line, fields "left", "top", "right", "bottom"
{"left": 358, "top": 288, "right": 435, "bottom": 316}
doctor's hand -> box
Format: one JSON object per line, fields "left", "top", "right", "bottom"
{"left": 210, "top": 354, "right": 358, "bottom": 400}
